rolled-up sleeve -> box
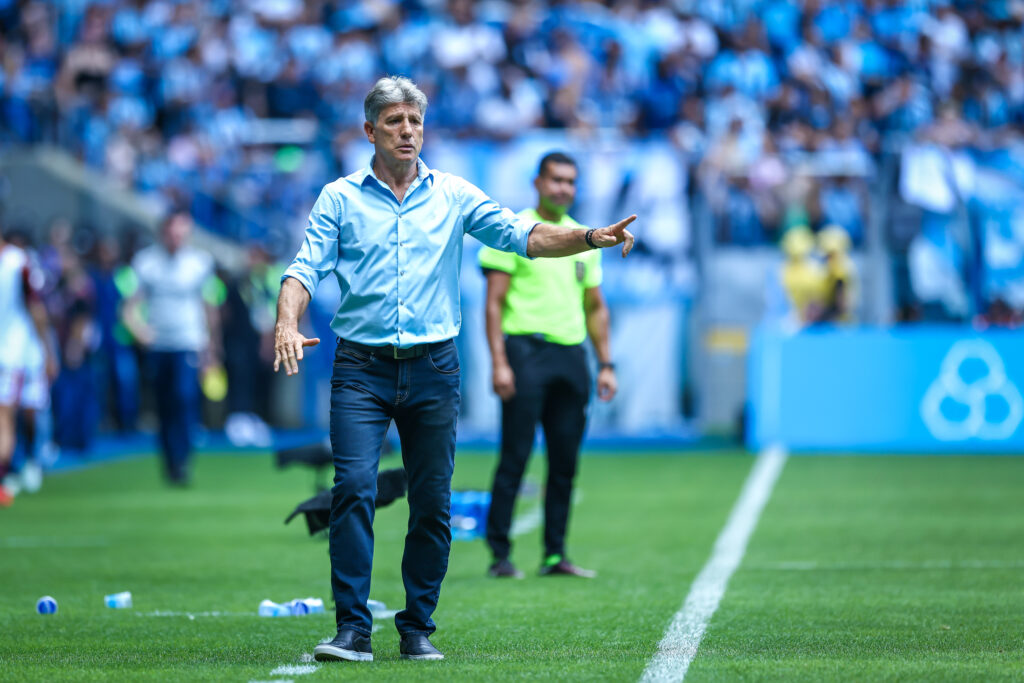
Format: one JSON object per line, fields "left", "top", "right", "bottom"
{"left": 457, "top": 178, "right": 536, "bottom": 258}
{"left": 282, "top": 186, "right": 341, "bottom": 298}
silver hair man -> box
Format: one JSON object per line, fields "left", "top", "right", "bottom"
{"left": 364, "top": 76, "right": 428, "bottom": 125}
{"left": 277, "top": 71, "right": 634, "bottom": 665}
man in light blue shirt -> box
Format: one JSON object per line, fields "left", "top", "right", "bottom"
{"left": 280, "top": 146, "right": 537, "bottom": 346}
{"left": 274, "top": 76, "right": 635, "bottom": 664}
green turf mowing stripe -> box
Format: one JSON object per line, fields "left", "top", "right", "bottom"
{"left": 1, "top": 450, "right": 754, "bottom": 681}
{"left": 687, "top": 455, "right": 1024, "bottom": 682}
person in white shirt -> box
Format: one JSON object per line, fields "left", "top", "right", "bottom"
{"left": 123, "top": 212, "right": 220, "bottom": 485}
{"left": 0, "top": 227, "right": 57, "bottom": 506}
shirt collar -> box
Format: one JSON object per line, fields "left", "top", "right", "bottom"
{"left": 359, "top": 155, "right": 433, "bottom": 187}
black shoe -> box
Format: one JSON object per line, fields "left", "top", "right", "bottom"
{"left": 399, "top": 633, "right": 444, "bottom": 661}
{"left": 487, "top": 558, "right": 525, "bottom": 579}
{"left": 313, "top": 629, "right": 373, "bottom": 662}
{"left": 167, "top": 468, "right": 191, "bottom": 487}
{"left": 538, "top": 555, "right": 597, "bottom": 578}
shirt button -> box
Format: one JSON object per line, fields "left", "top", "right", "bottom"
{"left": 400, "top": 270, "right": 405, "bottom": 276}
{"left": 399, "top": 299, "right": 404, "bottom": 305}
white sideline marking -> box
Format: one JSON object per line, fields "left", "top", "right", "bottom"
{"left": 269, "top": 664, "right": 318, "bottom": 675}
{"left": 753, "top": 559, "right": 1024, "bottom": 571}
{"left": 137, "top": 611, "right": 249, "bottom": 619}
{"left": 640, "top": 446, "right": 788, "bottom": 683}
{"left": 259, "top": 656, "right": 320, "bottom": 681}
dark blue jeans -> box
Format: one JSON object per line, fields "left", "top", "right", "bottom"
{"left": 149, "top": 351, "right": 199, "bottom": 482}
{"left": 328, "top": 338, "right": 461, "bottom": 637}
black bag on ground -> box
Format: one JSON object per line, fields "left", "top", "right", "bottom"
{"left": 284, "top": 468, "right": 408, "bottom": 535}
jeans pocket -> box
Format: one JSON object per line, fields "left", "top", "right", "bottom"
{"left": 334, "top": 346, "right": 373, "bottom": 368}
{"left": 427, "top": 342, "right": 460, "bottom": 375}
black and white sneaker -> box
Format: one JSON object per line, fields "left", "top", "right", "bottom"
{"left": 399, "top": 633, "right": 444, "bottom": 661}
{"left": 313, "top": 629, "right": 373, "bottom": 662}
{"left": 538, "top": 555, "right": 597, "bottom": 578}
{"left": 487, "top": 558, "right": 525, "bottom": 579}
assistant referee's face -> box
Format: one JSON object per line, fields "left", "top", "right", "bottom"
{"left": 534, "top": 161, "right": 577, "bottom": 213}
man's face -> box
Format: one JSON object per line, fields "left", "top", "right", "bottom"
{"left": 534, "top": 162, "right": 577, "bottom": 217}
{"left": 162, "top": 214, "right": 192, "bottom": 252}
{"left": 364, "top": 102, "right": 423, "bottom": 165}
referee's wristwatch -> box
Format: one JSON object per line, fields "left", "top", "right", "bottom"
{"left": 598, "top": 361, "right": 616, "bottom": 371}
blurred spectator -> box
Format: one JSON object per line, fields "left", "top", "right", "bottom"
{"left": 817, "top": 224, "right": 859, "bottom": 323}
{"left": 977, "top": 298, "right": 1023, "bottom": 329}
{"left": 779, "top": 225, "right": 825, "bottom": 326}
{"left": 90, "top": 234, "right": 140, "bottom": 433}
{"left": 50, "top": 248, "right": 99, "bottom": 452}
{"left": 123, "top": 212, "right": 220, "bottom": 485}
{"left": 220, "top": 245, "right": 278, "bottom": 447}
{"left": 0, "top": 223, "right": 58, "bottom": 505}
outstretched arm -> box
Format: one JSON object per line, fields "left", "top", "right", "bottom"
{"left": 273, "top": 276, "right": 321, "bottom": 376}
{"left": 527, "top": 215, "right": 636, "bottom": 258}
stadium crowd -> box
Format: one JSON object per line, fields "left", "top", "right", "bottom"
{"left": 1, "top": 0, "right": 1022, "bottom": 246}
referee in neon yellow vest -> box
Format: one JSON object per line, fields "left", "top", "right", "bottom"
{"left": 478, "top": 152, "right": 617, "bottom": 579}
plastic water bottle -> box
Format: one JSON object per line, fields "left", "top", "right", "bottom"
{"left": 36, "top": 596, "right": 58, "bottom": 615}
{"left": 286, "top": 599, "right": 309, "bottom": 616}
{"left": 301, "top": 597, "right": 325, "bottom": 614}
{"left": 258, "top": 599, "right": 290, "bottom": 617}
{"left": 451, "top": 490, "right": 490, "bottom": 540}
{"left": 104, "top": 592, "right": 132, "bottom": 609}
{"left": 289, "top": 598, "right": 326, "bottom": 615}
{"left": 450, "top": 491, "right": 472, "bottom": 541}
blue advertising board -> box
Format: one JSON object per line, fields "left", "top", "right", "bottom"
{"left": 747, "top": 327, "right": 1024, "bottom": 452}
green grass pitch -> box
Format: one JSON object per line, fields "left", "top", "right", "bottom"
{"left": 1, "top": 450, "right": 1022, "bottom": 681}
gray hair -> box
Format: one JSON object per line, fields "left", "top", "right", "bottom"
{"left": 364, "top": 76, "right": 428, "bottom": 125}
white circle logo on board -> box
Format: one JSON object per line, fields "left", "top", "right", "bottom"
{"left": 920, "top": 340, "right": 1024, "bottom": 441}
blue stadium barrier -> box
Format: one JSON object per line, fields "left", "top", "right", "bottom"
{"left": 747, "top": 326, "right": 1024, "bottom": 452}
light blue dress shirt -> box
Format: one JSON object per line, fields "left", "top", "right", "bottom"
{"left": 282, "top": 157, "right": 537, "bottom": 347}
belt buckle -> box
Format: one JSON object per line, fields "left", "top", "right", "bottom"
{"left": 392, "top": 345, "right": 401, "bottom": 360}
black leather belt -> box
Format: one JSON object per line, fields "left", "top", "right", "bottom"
{"left": 339, "top": 338, "right": 432, "bottom": 360}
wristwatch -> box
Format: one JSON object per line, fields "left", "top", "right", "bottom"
{"left": 598, "top": 361, "right": 616, "bottom": 371}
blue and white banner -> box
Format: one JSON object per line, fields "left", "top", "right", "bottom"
{"left": 748, "top": 327, "right": 1024, "bottom": 452}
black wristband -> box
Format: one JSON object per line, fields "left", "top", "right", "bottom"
{"left": 584, "top": 228, "right": 598, "bottom": 249}
{"left": 599, "top": 361, "right": 615, "bottom": 371}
